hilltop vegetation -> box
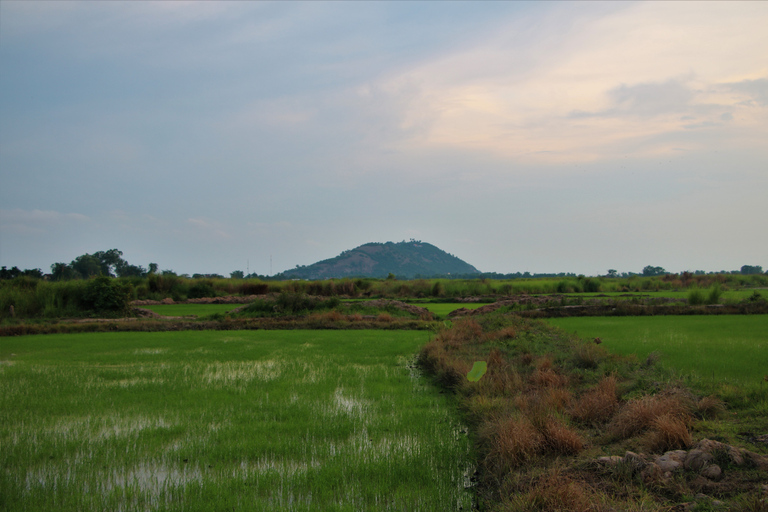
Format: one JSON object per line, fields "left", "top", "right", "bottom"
{"left": 280, "top": 240, "right": 480, "bottom": 279}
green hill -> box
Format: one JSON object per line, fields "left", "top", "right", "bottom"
{"left": 280, "top": 240, "right": 480, "bottom": 279}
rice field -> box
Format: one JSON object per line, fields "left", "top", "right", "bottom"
{"left": 139, "top": 304, "right": 239, "bottom": 317}
{"left": 549, "top": 315, "right": 768, "bottom": 388}
{"left": 0, "top": 330, "right": 473, "bottom": 511}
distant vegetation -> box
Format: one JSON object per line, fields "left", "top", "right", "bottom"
{"left": 280, "top": 240, "right": 480, "bottom": 279}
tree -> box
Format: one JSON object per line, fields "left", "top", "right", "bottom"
{"left": 93, "top": 249, "right": 124, "bottom": 276}
{"left": 50, "top": 262, "right": 79, "bottom": 281}
{"left": 606, "top": 269, "right": 618, "bottom": 278}
{"left": 642, "top": 265, "right": 667, "bottom": 277}
{"left": 230, "top": 270, "right": 244, "bottom": 279}
{"left": 71, "top": 254, "right": 102, "bottom": 278}
{"left": 148, "top": 263, "right": 159, "bottom": 274}
{"left": 740, "top": 265, "right": 763, "bottom": 275}
{"left": 115, "top": 261, "right": 146, "bottom": 278}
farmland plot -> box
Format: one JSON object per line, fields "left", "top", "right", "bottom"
{"left": 549, "top": 315, "right": 768, "bottom": 388}
{"left": 0, "top": 331, "right": 472, "bottom": 511}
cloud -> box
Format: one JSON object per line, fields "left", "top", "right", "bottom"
{"left": 721, "top": 77, "right": 768, "bottom": 107}
{"left": 352, "top": 2, "right": 768, "bottom": 165}
{"left": 0, "top": 209, "right": 90, "bottom": 235}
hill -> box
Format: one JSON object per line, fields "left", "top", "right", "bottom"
{"left": 280, "top": 240, "right": 480, "bottom": 279}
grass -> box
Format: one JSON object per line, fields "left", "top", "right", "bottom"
{"left": 139, "top": 304, "right": 239, "bottom": 317}
{"left": 0, "top": 330, "right": 473, "bottom": 511}
{"left": 547, "top": 315, "right": 768, "bottom": 388}
{"left": 419, "top": 303, "right": 487, "bottom": 319}
{"left": 417, "top": 314, "right": 768, "bottom": 511}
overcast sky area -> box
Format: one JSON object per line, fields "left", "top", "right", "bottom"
{"left": 1, "top": 1, "right": 766, "bottom": 277}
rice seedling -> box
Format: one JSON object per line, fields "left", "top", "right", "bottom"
{"left": 0, "top": 330, "right": 473, "bottom": 511}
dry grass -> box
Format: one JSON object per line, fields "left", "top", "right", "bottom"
{"left": 608, "top": 394, "right": 693, "bottom": 440}
{"left": 696, "top": 395, "right": 727, "bottom": 419}
{"left": 543, "top": 418, "right": 585, "bottom": 456}
{"left": 440, "top": 317, "right": 484, "bottom": 349}
{"left": 501, "top": 470, "right": 603, "bottom": 512}
{"left": 570, "top": 375, "right": 620, "bottom": 425}
{"left": 643, "top": 414, "right": 692, "bottom": 452}
{"left": 480, "top": 415, "right": 544, "bottom": 475}
{"left": 530, "top": 367, "right": 569, "bottom": 388}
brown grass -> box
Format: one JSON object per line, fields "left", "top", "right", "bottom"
{"left": 543, "top": 418, "right": 585, "bottom": 456}
{"left": 480, "top": 415, "right": 544, "bottom": 475}
{"left": 696, "top": 395, "right": 727, "bottom": 419}
{"left": 530, "top": 367, "right": 569, "bottom": 388}
{"left": 643, "top": 413, "right": 692, "bottom": 452}
{"left": 439, "top": 317, "right": 484, "bottom": 349}
{"left": 570, "top": 375, "right": 620, "bottom": 425}
{"left": 502, "top": 470, "right": 603, "bottom": 512}
{"left": 608, "top": 394, "right": 693, "bottom": 439}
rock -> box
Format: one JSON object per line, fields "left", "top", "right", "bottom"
{"left": 701, "top": 464, "right": 722, "bottom": 481}
{"left": 655, "top": 451, "right": 686, "bottom": 473}
{"left": 685, "top": 449, "right": 714, "bottom": 472}
{"left": 695, "top": 439, "right": 744, "bottom": 466}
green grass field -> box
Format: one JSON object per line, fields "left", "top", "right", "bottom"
{"left": 0, "top": 330, "right": 472, "bottom": 511}
{"left": 140, "top": 304, "right": 240, "bottom": 317}
{"left": 549, "top": 315, "right": 768, "bottom": 389}
{"left": 419, "top": 303, "right": 486, "bottom": 319}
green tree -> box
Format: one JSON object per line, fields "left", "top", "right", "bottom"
{"left": 93, "top": 249, "right": 124, "bottom": 276}
{"left": 230, "top": 270, "right": 244, "bottom": 279}
{"left": 740, "top": 265, "right": 763, "bottom": 275}
{"left": 642, "top": 265, "right": 667, "bottom": 277}
{"left": 82, "top": 276, "right": 133, "bottom": 314}
{"left": 71, "top": 254, "right": 102, "bottom": 278}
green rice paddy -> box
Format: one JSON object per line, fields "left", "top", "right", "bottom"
{"left": 549, "top": 315, "right": 768, "bottom": 388}
{"left": 0, "top": 330, "right": 473, "bottom": 511}
{"left": 140, "top": 304, "right": 239, "bottom": 317}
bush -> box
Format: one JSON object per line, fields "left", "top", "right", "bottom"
{"left": 188, "top": 281, "right": 216, "bottom": 299}
{"left": 82, "top": 277, "right": 133, "bottom": 314}
{"left": 688, "top": 288, "right": 706, "bottom": 305}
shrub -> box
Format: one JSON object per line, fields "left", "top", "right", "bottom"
{"left": 688, "top": 288, "right": 706, "bottom": 305}
{"left": 188, "top": 280, "right": 216, "bottom": 299}
{"left": 707, "top": 284, "right": 722, "bottom": 304}
{"left": 82, "top": 277, "right": 133, "bottom": 314}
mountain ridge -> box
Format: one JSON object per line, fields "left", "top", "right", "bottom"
{"left": 280, "top": 240, "right": 480, "bottom": 279}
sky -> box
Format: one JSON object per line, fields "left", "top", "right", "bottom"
{"left": 1, "top": 1, "right": 766, "bottom": 277}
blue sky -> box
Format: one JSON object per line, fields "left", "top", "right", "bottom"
{"left": 1, "top": 1, "right": 766, "bottom": 276}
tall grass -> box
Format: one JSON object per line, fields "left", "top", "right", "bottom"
{"left": 0, "top": 330, "right": 473, "bottom": 511}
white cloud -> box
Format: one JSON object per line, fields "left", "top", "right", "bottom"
{"left": 355, "top": 1, "right": 768, "bottom": 165}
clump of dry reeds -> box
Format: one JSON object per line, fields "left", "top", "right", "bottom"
{"left": 608, "top": 393, "right": 693, "bottom": 444}
{"left": 479, "top": 415, "right": 544, "bottom": 476}
{"left": 643, "top": 413, "right": 692, "bottom": 452}
{"left": 570, "top": 375, "right": 620, "bottom": 425}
